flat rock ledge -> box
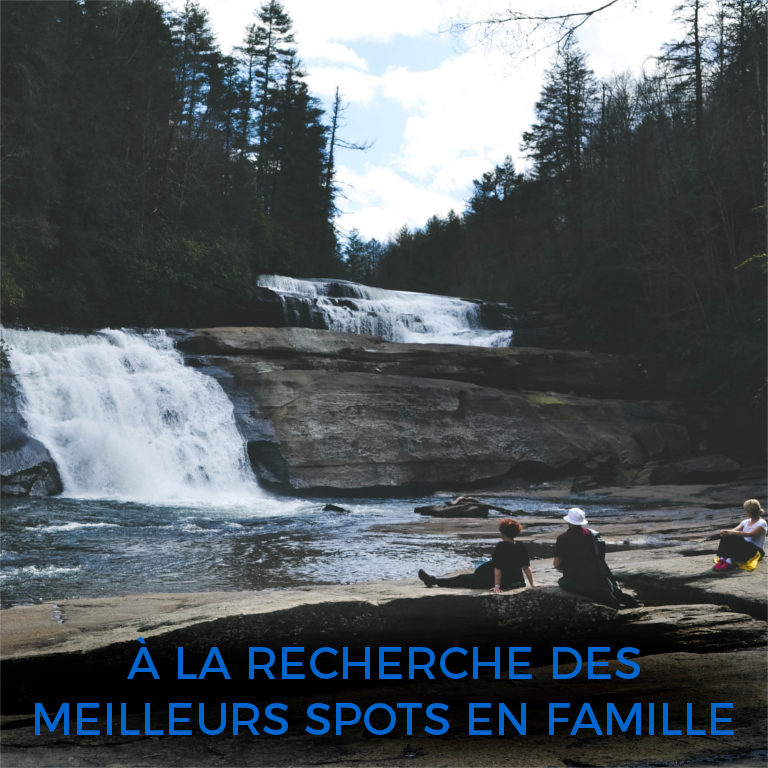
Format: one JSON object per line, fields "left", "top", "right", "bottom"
{"left": 3, "top": 582, "right": 765, "bottom": 664}
{"left": 0, "top": 585, "right": 618, "bottom": 663}
{"left": 2, "top": 582, "right": 765, "bottom": 714}
{"left": 607, "top": 546, "right": 768, "bottom": 620}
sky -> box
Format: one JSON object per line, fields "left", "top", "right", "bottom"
{"left": 170, "top": 0, "right": 681, "bottom": 241}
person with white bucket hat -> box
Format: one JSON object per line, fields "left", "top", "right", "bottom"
{"left": 553, "top": 507, "right": 621, "bottom": 609}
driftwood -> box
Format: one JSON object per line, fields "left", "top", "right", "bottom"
{"left": 413, "top": 497, "right": 522, "bottom": 518}
{"left": 414, "top": 503, "right": 488, "bottom": 518}
{"left": 446, "top": 496, "right": 521, "bottom": 515}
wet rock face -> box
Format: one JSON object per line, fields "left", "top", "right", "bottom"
{"left": 183, "top": 328, "right": 749, "bottom": 494}
{"left": 228, "top": 370, "right": 656, "bottom": 491}
{"left": 0, "top": 375, "right": 62, "bottom": 497}
{"left": 185, "top": 327, "right": 735, "bottom": 494}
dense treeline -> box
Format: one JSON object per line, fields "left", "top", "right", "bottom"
{"left": 2, "top": 0, "right": 343, "bottom": 327}
{"left": 360, "top": 0, "right": 766, "bottom": 404}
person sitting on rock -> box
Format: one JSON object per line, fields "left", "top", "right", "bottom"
{"left": 554, "top": 508, "right": 621, "bottom": 609}
{"left": 713, "top": 499, "right": 766, "bottom": 572}
{"left": 418, "top": 518, "right": 541, "bottom": 592}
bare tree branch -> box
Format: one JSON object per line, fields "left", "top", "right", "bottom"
{"left": 447, "top": 0, "right": 637, "bottom": 61}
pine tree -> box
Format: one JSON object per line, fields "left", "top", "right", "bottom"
{"left": 465, "top": 156, "right": 519, "bottom": 220}
{"left": 171, "top": 1, "right": 220, "bottom": 141}
{"left": 521, "top": 38, "right": 598, "bottom": 248}
{"left": 662, "top": 0, "right": 709, "bottom": 145}
{"left": 344, "top": 229, "right": 367, "bottom": 281}
{"left": 268, "top": 56, "right": 335, "bottom": 274}
{"left": 243, "top": 0, "right": 296, "bottom": 205}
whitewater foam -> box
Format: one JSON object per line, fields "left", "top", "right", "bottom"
{"left": 0, "top": 565, "right": 83, "bottom": 580}
{"left": 3, "top": 328, "right": 260, "bottom": 503}
{"left": 30, "top": 522, "right": 121, "bottom": 533}
{"left": 259, "top": 275, "right": 514, "bottom": 347}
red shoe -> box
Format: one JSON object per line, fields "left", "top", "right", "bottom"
{"left": 712, "top": 559, "right": 724, "bottom": 571}
{"left": 720, "top": 561, "right": 735, "bottom": 571}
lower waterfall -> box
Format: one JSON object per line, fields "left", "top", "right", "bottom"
{"left": 3, "top": 328, "right": 260, "bottom": 502}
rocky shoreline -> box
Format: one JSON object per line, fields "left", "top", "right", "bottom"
{"left": 2, "top": 495, "right": 766, "bottom": 766}
{"left": 1, "top": 579, "right": 765, "bottom": 766}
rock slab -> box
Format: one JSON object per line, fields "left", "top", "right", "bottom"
{"left": 182, "top": 328, "right": 747, "bottom": 494}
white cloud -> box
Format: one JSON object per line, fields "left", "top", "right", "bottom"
{"left": 170, "top": 0, "right": 682, "bottom": 240}
{"left": 287, "top": 0, "right": 465, "bottom": 45}
{"left": 188, "top": 0, "right": 466, "bottom": 54}
{"left": 380, "top": 51, "right": 543, "bottom": 180}
{"left": 305, "top": 65, "right": 381, "bottom": 104}
{"left": 336, "top": 165, "right": 461, "bottom": 241}
{"left": 303, "top": 41, "right": 368, "bottom": 70}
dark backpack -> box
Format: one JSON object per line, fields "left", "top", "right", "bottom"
{"left": 587, "top": 529, "right": 610, "bottom": 577}
{"left": 588, "top": 530, "right": 641, "bottom": 608}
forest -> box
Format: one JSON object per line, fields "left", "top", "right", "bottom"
{"left": 1, "top": 0, "right": 766, "bottom": 404}
{"left": 2, "top": 0, "right": 343, "bottom": 328}
{"left": 358, "top": 0, "right": 766, "bottom": 405}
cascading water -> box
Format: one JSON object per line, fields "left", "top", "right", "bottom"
{"left": 258, "top": 275, "right": 514, "bottom": 347}
{"left": 2, "top": 328, "right": 260, "bottom": 502}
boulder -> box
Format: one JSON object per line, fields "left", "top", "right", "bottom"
{"left": 632, "top": 422, "right": 691, "bottom": 459}
{"left": 635, "top": 463, "right": 681, "bottom": 485}
{"left": 0, "top": 375, "right": 62, "bottom": 497}
{"left": 672, "top": 454, "right": 741, "bottom": 483}
{"left": 322, "top": 503, "right": 350, "bottom": 513}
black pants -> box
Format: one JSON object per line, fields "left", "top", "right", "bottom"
{"left": 558, "top": 574, "right": 621, "bottom": 609}
{"left": 717, "top": 537, "right": 760, "bottom": 562}
{"left": 436, "top": 561, "right": 523, "bottom": 590}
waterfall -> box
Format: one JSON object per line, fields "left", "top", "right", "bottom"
{"left": 2, "top": 328, "right": 260, "bottom": 502}
{"left": 258, "top": 275, "right": 514, "bottom": 347}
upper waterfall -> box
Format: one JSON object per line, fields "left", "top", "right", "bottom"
{"left": 258, "top": 275, "right": 514, "bottom": 348}
{"left": 3, "top": 328, "right": 260, "bottom": 502}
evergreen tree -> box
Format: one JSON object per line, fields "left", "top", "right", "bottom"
{"left": 344, "top": 229, "right": 368, "bottom": 282}
{"left": 0, "top": 0, "right": 341, "bottom": 326}
{"left": 268, "top": 56, "right": 334, "bottom": 274}
{"left": 465, "top": 156, "right": 519, "bottom": 220}
{"left": 521, "top": 39, "right": 598, "bottom": 248}
{"left": 244, "top": 0, "right": 296, "bottom": 204}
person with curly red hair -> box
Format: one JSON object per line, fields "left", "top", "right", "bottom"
{"left": 418, "top": 517, "right": 541, "bottom": 592}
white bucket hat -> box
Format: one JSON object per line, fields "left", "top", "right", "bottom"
{"left": 563, "top": 508, "right": 587, "bottom": 526}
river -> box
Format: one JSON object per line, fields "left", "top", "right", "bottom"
{"left": 1, "top": 321, "right": 620, "bottom": 609}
